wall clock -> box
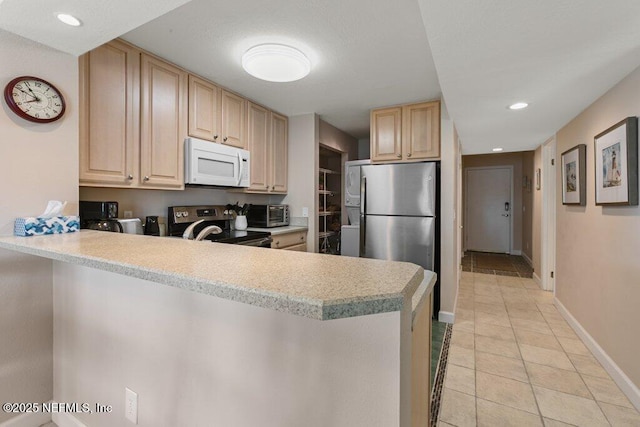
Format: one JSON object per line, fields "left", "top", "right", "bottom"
{"left": 3, "top": 76, "right": 66, "bottom": 123}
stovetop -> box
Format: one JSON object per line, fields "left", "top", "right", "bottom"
{"left": 204, "top": 229, "right": 271, "bottom": 244}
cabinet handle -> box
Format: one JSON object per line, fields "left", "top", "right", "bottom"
{"left": 397, "top": 154, "right": 402, "bottom": 158}
{"left": 407, "top": 153, "right": 412, "bottom": 157}
{"left": 127, "top": 174, "right": 133, "bottom": 180}
{"left": 223, "top": 137, "right": 228, "bottom": 142}
{"left": 275, "top": 241, "right": 280, "bottom": 246}
{"left": 271, "top": 186, "right": 275, "bottom": 191}
{"left": 143, "top": 176, "right": 150, "bottom": 181}
{"left": 213, "top": 135, "right": 218, "bottom": 140}
{"left": 300, "top": 236, "right": 304, "bottom": 240}
{"left": 265, "top": 185, "right": 269, "bottom": 189}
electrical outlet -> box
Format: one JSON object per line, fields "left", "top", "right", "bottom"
{"left": 302, "top": 207, "right": 309, "bottom": 217}
{"left": 124, "top": 210, "right": 133, "bottom": 219}
{"left": 125, "top": 388, "right": 138, "bottom": 424}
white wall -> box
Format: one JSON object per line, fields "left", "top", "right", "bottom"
{"left": 283, "top": 114, "right": 319, "bottom": 252}
{"left": 358, "top": 138, "right": 371, "bottom": 160}
{"left": 439, "top": 102, "right": 460, "bottom": 320}
{"left": 53, "top": 262, "right": 402, "bottom": 427}
{"left": 0, "top": 29, "right": 78, "bottom": 423}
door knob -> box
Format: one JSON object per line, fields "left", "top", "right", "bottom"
{"left": 502, "top": 213, "right": 509, "bottom": 217}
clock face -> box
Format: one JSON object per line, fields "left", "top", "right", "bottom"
{"left": 4, "top": 76, "right": 66, "bottom": 123}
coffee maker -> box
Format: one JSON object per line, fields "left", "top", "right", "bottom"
{"left": 79, "top": 201, "right": 123, "bottom": 233}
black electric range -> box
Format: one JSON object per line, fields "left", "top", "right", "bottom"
{"left": 167, "top": 205, "right": 272, "bottom": 247}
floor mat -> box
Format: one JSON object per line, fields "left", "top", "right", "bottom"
{"left": 475, "top": 253, "right": 517, "bottom": 271}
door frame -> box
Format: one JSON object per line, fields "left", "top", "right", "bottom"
{"left": 541, "top": 137, "right": 557, "bottom": 292}
{"left": 464, "top": 165, "right": 514, "bottom": 254}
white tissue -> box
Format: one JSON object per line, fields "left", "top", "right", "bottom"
{"left": 39, "top": 200, "right": 67, "bottom": 218}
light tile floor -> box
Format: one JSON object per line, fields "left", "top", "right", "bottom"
{"left": 439, "top": 271, "right": 640, "bottom": 427}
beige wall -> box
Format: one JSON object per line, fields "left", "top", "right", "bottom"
{"left": 532, "top": 146, "right": 543, "bottom": 276}
{"left": 319, "top": 119, "right": 358, "bottom": 161}
{"left": 555, "top": 65, "right": 640, "bottom": 389}
{"left": 522, "top": 151, "right": 534, "bottom": 263}
{"left": 462, "top": 152, "right": 529, "bottom": 254}
{"left": 283, "top": 114, "right": 319, "bottom": 252}
{"left": 0, "top": 29, "right": 78, "bottom": 423}
{"left": 439, "top": 102, "right": 460, "bottom": 319}
{"left": 54, "top": 262, "right": 403, "bottom": 427}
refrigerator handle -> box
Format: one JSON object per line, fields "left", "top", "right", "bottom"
{"left": 360, "top": 175, "right": 366, "bottom": 256}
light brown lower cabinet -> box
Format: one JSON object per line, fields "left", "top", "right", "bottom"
{"left": 271, "top": 230, "right": 307, "bottom": 250}
{"left": 411, "top": 293, "right": 432, "bottom": 427}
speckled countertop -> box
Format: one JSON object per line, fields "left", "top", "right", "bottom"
{"left": 246, "top": 225, "right": 308, "bottom": 235}
{"left": 0, "top": 231, "right": 430, "bottom": 321}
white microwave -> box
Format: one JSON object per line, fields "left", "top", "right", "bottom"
{"left": 184, "top": 137, "right": 250, "bottom": 187}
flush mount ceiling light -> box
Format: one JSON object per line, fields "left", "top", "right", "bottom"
{"left": 492, "top": 147, "right": 504, "bottom": 152}
{"left": 509, "top": 102, "right": 528, "bottom": 110}
{"left": 242, "top": 44, "right": 311, "bottom": 82}
{"left": 57, "top": 13, "right": 81, "bottom": 27}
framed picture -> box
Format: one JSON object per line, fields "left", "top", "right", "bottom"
{"left": 535, "top": 168, "right": 541, "bottom": 190}
{"left": 594, "top": 117, "right": 638, "bottom": 206}
{"left": 561, "top": 144, "right": 586, "bottom": 205}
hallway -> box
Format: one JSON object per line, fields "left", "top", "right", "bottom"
{"left": 436, "top": 272, "right": 640, "bottom": 426}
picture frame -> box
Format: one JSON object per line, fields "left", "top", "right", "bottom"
{"left": 561, "top": 144, "right": 586, "bottom": 205}
{"left": 535, "top": 168, "right": 541, "bottom": 190}
{"left": 594, "top": 117, "right": 638, "bottom": 206}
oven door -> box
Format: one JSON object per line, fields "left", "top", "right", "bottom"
{"left": 267, "top": 206, "right": 288, "bottom": 226}
{"left": 236, "top": 237, "right": 273, "bottom": 248}
{"left": 185, "top": 137, "right": 249, "bottom": 187}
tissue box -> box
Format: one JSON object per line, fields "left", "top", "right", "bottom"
{"left": 14, "top": 216, "right": 80, "bottom": 237}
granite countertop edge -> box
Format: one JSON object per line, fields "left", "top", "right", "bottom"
{"left": 0, "top": 236, "right": 419, "bottom": 321}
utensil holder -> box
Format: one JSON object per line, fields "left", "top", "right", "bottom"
{"left": 235, "top": 215, "right": 248, "bottom": 231}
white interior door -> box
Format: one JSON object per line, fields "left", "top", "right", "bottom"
{"left": 466, "top": 167, "right": 512, "bottom": 253}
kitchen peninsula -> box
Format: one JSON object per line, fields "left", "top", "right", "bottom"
{"left": 0, "top": 231, "right": 435, "bottom": 427}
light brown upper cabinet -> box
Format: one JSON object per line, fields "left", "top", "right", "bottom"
{"left": 79, "top": 41, "right": 188, "bottom": 190}
{"left": 371, "top": 100, "right": 440, "bottom": 163}
{"left": 79, "top": 39, "right": 140, "bottom": 187}
{"left": 139, "top": 54, "right": 187, "bottom": 189}
{"left": 244, "top": 103, "right": 288, "bottom": 194}
{"left": 221, "top": 90, "right": 246, "bottom": 149}
{"left": 246, "top": 102, "right": 270, "bottom": 191}
{"left": 188, "top": 75, "right": 220, "bottom": 142}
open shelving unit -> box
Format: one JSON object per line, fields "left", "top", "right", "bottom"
{"left": 318, "top": 149, "right": 342, "bottom": 254}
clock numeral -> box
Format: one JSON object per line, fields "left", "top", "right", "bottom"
{"left": 12, "top": 92, "right": 18, "bottom": 97}
{"left": 46, "top": 113, "right": 50, "bottom": 118}
{"left": 35, "top": 82, "right": 41, "bottom": 88}
{"left": 55, "top": 103, "right": 61, "bottom": 107}
{"left": 35, "top": 113, "right": 39, "bottom": 118}
{"left": 16, "top": 102, "right": 22, "bottom": 105}
{"left": 53, "top": 110, "right": 58, "bottom": 114}
{"left": 16, "top": 84, "right": 22, "bottom": 90}
{"left": 52, "top": 95, "right": 58, "bottom": 99}
{"left": 45, "top": 88, "right": 50, "bottom": 93}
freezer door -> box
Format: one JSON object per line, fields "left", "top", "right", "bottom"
{"left": 361, "top": 215, "right": 435, "bottom": 271}
{"left": 361, "top": 162, "right": 436, "bottom": 216}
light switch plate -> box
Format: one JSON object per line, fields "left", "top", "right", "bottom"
{"left": 125, "top": 387, "right": 138, "bottom": 424}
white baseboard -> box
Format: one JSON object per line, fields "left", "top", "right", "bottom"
{"left": 521, "top": 251, "right": 533, "bottom": 268}
{"left": 438, "top": 311, "right": 455, "bottom": 324}
{"left": 555, "top": 298, "right": 640, "bottom": 412}
{"left": 52, "top": 411, "right": 87, "bottom": 427}
{"left": 510, "top": 249, "right": 522, "bottom": 256}
{"left": 532, "top": 272, "right": 542, "bottom": 285}
{"left": 0, "top": 411, "right": 51, "bottom": 427}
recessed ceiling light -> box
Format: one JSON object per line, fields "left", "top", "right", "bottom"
{"left": 57, "top": 13, "right": 81, "bottom": 27}
{"left": 492, "top": 147, "right": 504, "bottom": 152}
{"left": 509, "top": 102, "right": 528, "bottom": 110}
{"left": 242, "top": 44, "right": 311, "bottom": 83}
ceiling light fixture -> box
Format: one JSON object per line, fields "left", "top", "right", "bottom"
{"left": 492, "top": 148, "right": 504, "bottom": 152}
{"left": 57, "top": 13, "right": 81, "bottom": 27}
{"left": 509, "top": 102, "right": 528, "bottom": 110}
{"left": 242, "top": 44, "right": 311, "bottom": 82}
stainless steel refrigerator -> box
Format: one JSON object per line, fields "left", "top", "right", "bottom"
{"left": 345, "top": 161, "right": 440, "bottom": 313}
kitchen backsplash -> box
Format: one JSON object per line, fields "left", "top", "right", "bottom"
{"left": 79, "top": 187, "right": 285, "bottom": 224}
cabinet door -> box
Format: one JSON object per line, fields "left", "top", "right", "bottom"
{"left": 140, "top": 54, "right": 187, "bottom": 189}
{"left": 402, "top": 101, "right": 440, "bottom": 160}
{"left": 221, "top": 90, "right": 246, "bottom": 149}
{"left": 188, "top": 75, "right": 220, "bottom": 142}
{"left": 246, "top": 102, "right": 270, "bottom": 192}
{"left": 270, "top": 112, "right": 288, "bottom": 193}
{"left": 371, "top": 107, "right": 402, "bottom": 162}
{"left": 79, "top": 40, "right": 140, "bottom": 186}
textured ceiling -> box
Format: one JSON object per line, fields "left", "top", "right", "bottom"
{"left": 4, "top": 1, "right": 640, "bottom": 152}
{"left": 419, "top": 0, "right": 640, "bottom": 154}
{"left": 0, "top": 0, "right": 193, "bottom": 56}
{"left": 122, "top": 0, "right": 441, "bottom": 139}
